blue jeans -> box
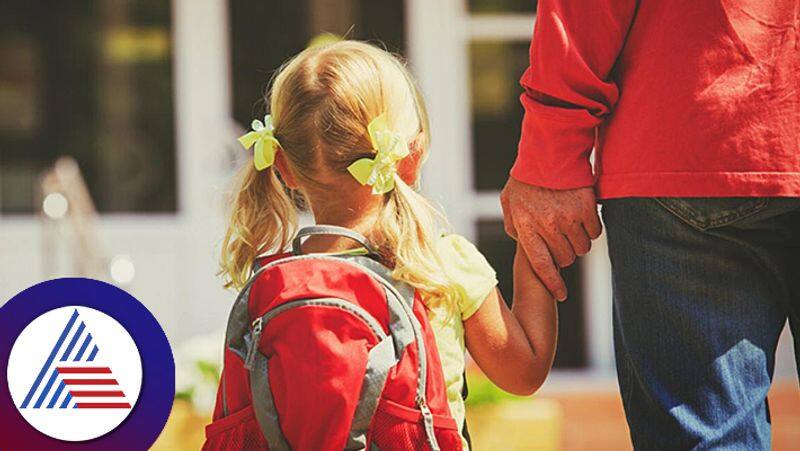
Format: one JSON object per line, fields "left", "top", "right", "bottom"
{"left": 602, "top": 198, "right": 800, "bottom": 450}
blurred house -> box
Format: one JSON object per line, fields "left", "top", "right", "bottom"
{"left": 1, "top": 0, "right": 796, "bottom": 439}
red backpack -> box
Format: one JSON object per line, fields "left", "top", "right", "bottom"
{"left": 203, "top": 226, "right": 462, "bottom": 450}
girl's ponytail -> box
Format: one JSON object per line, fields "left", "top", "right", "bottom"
{"left": 374, "top": 176, "right": 459, "bottom": 309}
{"left": 219, "top": 165, "right": 297, "bottom": 289}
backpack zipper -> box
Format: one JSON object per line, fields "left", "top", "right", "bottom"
{"left": 244, "top": 317, "right": 263, "bottom": 370}
{"left": 418, "top": 397, "right": 441, "bottom": 451}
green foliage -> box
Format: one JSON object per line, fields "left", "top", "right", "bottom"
{"left": 175, "top": 387, "right": 194, "bottom": 401}
{"left": 196, "top": 360, "right": 221, "bottom": 384}
{"left": 464, "top": 371, "right": 527, "bottom": 407}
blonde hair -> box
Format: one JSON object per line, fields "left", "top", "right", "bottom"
{"left": 220, "top": 41, "right": 458, "bottom": 307}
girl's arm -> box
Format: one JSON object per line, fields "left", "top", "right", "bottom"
{"left": 464, "top": 243, "right": 558, "bottom": 395}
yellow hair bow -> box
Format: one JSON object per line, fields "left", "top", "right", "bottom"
{"left": 347, "top": 113, "right": 409, "bottom": 194}
{"left": 238, "top": 115, "right": 279, "bottom": 171}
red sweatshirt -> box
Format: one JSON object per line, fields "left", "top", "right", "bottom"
{"left": 511, "top": 0, "right": 800, "bottom": 199}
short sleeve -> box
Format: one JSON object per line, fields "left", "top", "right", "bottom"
{"left": 436, "top": 234, "right": 498, "bottom": 320}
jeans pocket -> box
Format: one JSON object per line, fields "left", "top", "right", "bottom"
{"left": 654, "top": 198, "right": 769, "bottom": 231}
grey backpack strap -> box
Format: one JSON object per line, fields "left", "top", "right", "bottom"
{"left": 292, "top": 225, "right": 378, "bottom": 256}
{"left": 249, "top": 351, "right": 291, "bottom": 451}
{"left": 346, "top": 336, "right": 396, "bottom": 450}
{"left": 341, "top": 256, "right": 440, "bottom": 450}
{"left": 223, "top": 257, "right": 293, "bottom": 449}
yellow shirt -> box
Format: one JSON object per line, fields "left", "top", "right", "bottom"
{"left": 423, "top": 235, "right": 497, "bottom": 450}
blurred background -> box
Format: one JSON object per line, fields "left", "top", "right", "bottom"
{"left": 1, "top": 1, "right": 797, "bottom": 449}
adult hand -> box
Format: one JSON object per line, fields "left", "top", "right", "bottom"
{"left": 500, "top": 178, "right": 602, "bottom": 301}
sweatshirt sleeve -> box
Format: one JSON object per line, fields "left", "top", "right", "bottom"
{"left": 511, "top": 0, "right": 638, "bottom": 189}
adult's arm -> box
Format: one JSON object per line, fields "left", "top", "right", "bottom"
{"left": 511, "top": 0, "right": 638, "bottom": 187}
{"left": 502, "top": 0, "right": 638, "bottom": 300}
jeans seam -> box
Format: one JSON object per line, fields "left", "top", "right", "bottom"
{"left": 706, "top": 198, "right": 769, "bottom": 227}
{"left": 654, "top": 198, "right": 770, "bottom": 231}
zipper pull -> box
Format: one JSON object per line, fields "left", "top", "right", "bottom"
{"left": 418, "top": 398, "right": 440, "bottom": 451}
{"left": 243, "top": 317, "right": 263, "bottom": 370}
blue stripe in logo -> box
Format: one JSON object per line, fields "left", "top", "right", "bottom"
{"left": 74, "top": 333, "right": 93, "bottom": 361}
{"left": 20, "top": 310, "right": 106, "bottom": 410}
{"left": 20, "top": 309, "right": 79, "bottom": 409}
{"left": 88, "top": 345, "right": 99, "bottom": 362}
{"left": 60, "top": 322, "right": 85, "bottom": 362}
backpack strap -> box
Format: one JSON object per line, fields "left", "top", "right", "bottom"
{"left": 249, "top": 351, "right": 291, "bottom": 451}
{"left": 348, "top": 336, "right": 396, "bottom": 449}
{"left": 342, "top": 255, "right": 440, "bottom": 450}
{"left": 291, "top": 225, "right": 379, "bottom": 258}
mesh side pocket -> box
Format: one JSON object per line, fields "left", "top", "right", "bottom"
{"left": 369, "top": 399, "right": 463, "bottom": 451}
{"left": 203, "top": 406, "right": 270, "bottom": 451}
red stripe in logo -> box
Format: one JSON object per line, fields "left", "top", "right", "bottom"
{"left": 76, "top": 402, "right": 132, "bottom": 409}
{"left": 56, "top": 367, "right": 112, "bottom": 374}
{"left": 69, "top": 391, "right": 125, "bottom": 397}
{"left": 63, "top": 379, "right": 119, "bottom": 385}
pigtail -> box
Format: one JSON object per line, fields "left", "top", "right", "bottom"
{"left": 373, "top": 176, "right": 460, "bottom": 309}
{"left": 219, "top": 165, "right": 297, "bottom": 289}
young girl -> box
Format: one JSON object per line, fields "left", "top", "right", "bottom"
{"left": 220, "top": 40, "right": 557, "bottom": 449}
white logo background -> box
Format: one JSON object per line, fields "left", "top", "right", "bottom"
{"left": 7, "top": 306, "right": 143, "bottom": 441}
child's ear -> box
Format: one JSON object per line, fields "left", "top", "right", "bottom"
{"left": 274, "top": 150, "right": 299, "bottom": 189}
{"left": 397, "top": 132, "right": 426, "bottom": 185}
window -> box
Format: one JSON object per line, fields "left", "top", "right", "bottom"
{"left": 470, "top": 41, "right": 530, "bottom": 191}
{"left": 229, "top": 0, "right": 405, "bottom": 128}
{"left": 0, "top": 0, "right": 176, "bottom": 214}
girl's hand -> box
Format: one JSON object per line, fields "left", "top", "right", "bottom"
{"left": 464, "top": 243, "right": 558, "bottom": 395}
{"left": 513, "top": 244, "right": 554, "bottom": 304}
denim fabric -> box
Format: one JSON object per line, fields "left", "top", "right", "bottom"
{"left": 602, "top": 198, "right": 800, "bottom": 450}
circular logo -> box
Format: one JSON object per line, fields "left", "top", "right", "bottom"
{"left": 0, "top": 279, "right": 174, "bottom": 451}
{"left": 7, "top": 306, "right": 143, "bottom": 441}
